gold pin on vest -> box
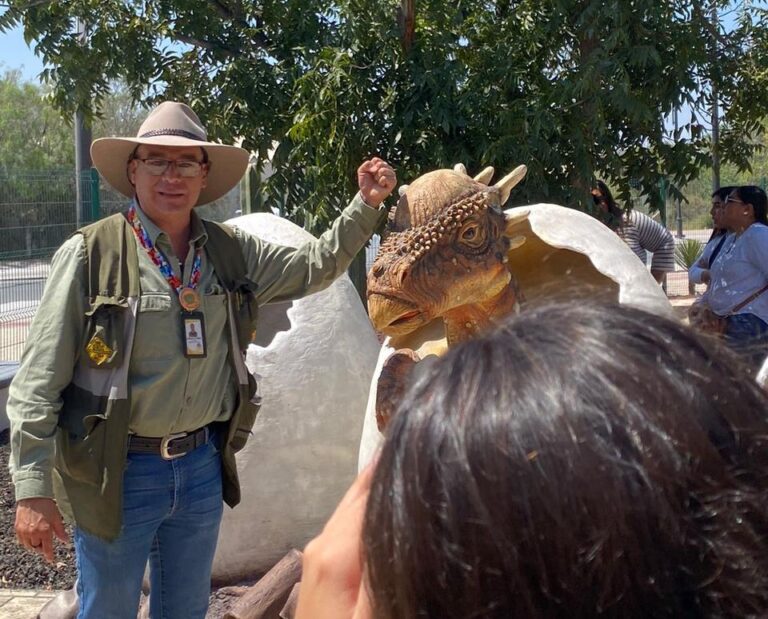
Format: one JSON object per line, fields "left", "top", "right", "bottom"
{"left": 86, "top": 335, "right": 114, "bottom": 365}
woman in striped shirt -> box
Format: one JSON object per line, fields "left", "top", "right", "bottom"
{"left": 592, "top": 180, "right": 675, "bottom": 283}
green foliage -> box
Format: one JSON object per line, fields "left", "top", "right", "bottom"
{"left": 675, "top": 238, "right": 704, "bottom": 270}
{"left": 0, "top": 72, "right": 146, "bottom": 257}
{"left": 0, "top": 68, "right": 73, "bottom": 171}
{"left": 2, "top": 1, "right": 767, "bottom": 232}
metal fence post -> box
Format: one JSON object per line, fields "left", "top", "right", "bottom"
{"left": 90, "top": 167, "right": 101, "bottom": 221}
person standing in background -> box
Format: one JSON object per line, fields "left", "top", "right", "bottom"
{"left": 688, "top": 186, "right": 734, "bottom": 289}
{"left": 591, "top": 180, "right": 675, "bottom": 284}
{"left": 706, "top": 185, "right": 768, "bottom": 366}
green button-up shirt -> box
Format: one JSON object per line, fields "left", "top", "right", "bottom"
{"left": 9, "top": 194, "right": 382, "bottom": 501}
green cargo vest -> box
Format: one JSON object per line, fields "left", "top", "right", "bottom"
{"left": 52, "top": 212, "right": 261, "bottom": 540}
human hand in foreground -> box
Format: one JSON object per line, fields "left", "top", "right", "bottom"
{"left": 358, "top": 158, "right": 396, "bottom": 208}
{"left": 15, "top": 497, "right": 69, "bottom": 563}
{"left": 295, "top": 462, "right": 375, "bottom": 619}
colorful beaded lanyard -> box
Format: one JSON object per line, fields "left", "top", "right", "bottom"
{"left": 126, "top": 204, "right": 203, "bottom": 311}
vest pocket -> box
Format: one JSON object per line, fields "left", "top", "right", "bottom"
{"left": 55, "top": 412, "right": 107, "bottom": 487}
{"left": 230, "top": 373, "right": 262, "bottom": 452}
{"left": 84, "top": 297, "right": 128, "bottom": 369}
{"left": 233, "top": 278, "right": 259, "bottom": 350}
{"left": 230, "top": 401, "right": 261, "bottom": 453}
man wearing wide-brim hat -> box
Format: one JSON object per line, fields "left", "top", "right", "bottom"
{"left": 7, "top": 101, "right": 396, "bottom": 618}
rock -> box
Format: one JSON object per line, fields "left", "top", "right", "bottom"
{"left": 213, "top": 213, "right": 380, "bottom": 583}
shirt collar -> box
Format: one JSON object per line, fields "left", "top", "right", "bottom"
{"left": 132, "top": 199, "right": 209, "bottom": 248}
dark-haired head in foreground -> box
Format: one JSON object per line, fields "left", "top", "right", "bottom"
{"left": 363, "top": 301, "right": 768, "bottom": 618}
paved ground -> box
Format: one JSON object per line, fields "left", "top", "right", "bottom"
{"left": 0, "top": 588, "right": 59, "bottom": 618}
{"left": 669, "top": 294, "right": 696, "bottom": 322}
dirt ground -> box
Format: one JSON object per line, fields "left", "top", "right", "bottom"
{"left": 0, "top": 428, "right": 259, "bottom": 617}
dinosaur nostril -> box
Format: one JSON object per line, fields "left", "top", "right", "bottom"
{"left": 373, "top": 264, "right": 384, "bottom": 277}
{"left": 397, "top": 269, "right": 409, "bottom": 286}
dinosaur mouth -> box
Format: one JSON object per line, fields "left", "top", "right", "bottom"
{"left": 391, "top": 309, "right": 421, "bottom": 324}
{"left": 367, "top": 294, "right": 427, "bottom": 335}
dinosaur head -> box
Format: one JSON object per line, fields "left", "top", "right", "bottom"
{"left": 367, "top": 165, "right": 527, "bottom": 339}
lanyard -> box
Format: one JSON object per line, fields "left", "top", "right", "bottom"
{"left": 126, "top": 204, "right": 203, "bottom": 311}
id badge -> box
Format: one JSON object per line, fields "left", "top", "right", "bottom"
{"left": 182, "top": 312, "right": 207, "bottom": 358}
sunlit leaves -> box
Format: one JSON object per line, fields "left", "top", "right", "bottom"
{"left": 4, "top": 0, "right": 767, "bottom": 229}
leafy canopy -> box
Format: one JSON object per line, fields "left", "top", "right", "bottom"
{"left": 2, "top": 0, "right": 766, "bottom": 231}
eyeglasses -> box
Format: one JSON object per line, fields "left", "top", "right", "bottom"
{"left": 724, "top": 197, "right": 745, "bottom": 207}
{"left": 133, "top": 158, "right": 206, "bottom": 178}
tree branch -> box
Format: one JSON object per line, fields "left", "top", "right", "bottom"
{"left": 207, "top": 0, "right": 233, "bottom": 19}
{"left": 171, "top": 32, "right": 238, "bottom": 57}
{"left": 203, "top": 0, "right": 270, "bottom": 49}
{"left": 397, "top": 0, "right": 414, "bottom": 53}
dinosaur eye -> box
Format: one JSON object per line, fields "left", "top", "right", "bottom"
{"left": 459, "top": 222, "right": 485, "bottom": 248}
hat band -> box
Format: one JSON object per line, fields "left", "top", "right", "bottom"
{"left": 138, "top": 128, "right": 206, "bottom": 141}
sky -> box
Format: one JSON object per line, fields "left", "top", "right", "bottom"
{"left": 0, "top": 22, "right": 46, "bottom": 81}
{"left": 0, "top": 4, "right": 753, "bottom": 85}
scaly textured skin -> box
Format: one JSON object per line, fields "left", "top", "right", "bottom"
{"left": 367, "top": 169, "right": 520, "bottom": 346}
{"left": 366, "top": 167, "right": 526, "bottom": 429}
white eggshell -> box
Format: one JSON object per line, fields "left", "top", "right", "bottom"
{"left": 212, "top": 212, "right": 380, "bottom": 582}
{"left": 359, "top": 203, "right": 674, "bottom": 469}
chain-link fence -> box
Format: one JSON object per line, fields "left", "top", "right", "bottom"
{"left": 2, "top": 168, "right": 765, "bottom": 359}
{"left": 0, "top": 168, "right": 244, "bottom": 361}
{"left": 1, "top": 170, "right": 92, "bottom": 361}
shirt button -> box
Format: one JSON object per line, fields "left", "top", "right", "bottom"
{"left": 186, "top": 396, "right": 193, "bottom": 405}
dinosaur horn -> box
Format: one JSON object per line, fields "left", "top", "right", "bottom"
{"left": 398, "top": 184, "right": 410, "bottom": 197}
{"left": 504, "top": 208, "right": 530, "bottom": 237}
{"left": 507, "top": 234, "right": 526, "bottom": 251}
{"left": 474, "top": 166, "right": 495, "bottom": 185}
{"left": 494, "top": 164, "right": 528, "bottom": 205}
{"left": 453, "top": 163, "right": 468, "bottom": 176}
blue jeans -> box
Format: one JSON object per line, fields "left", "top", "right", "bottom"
{"left": 724, "top": 312, "right": 768, "bottom": 369}
{"left": 74, "top": 437, "right": 223, "bottom": 619}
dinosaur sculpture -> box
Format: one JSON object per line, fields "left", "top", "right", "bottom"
{"left": 359, "top": 164, "right": 673, "bottom": 464}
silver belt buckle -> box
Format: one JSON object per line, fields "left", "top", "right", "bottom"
{"left": 160, "top": 432, "right": 188, "bottom": 460}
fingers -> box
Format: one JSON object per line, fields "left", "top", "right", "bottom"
{"left": 337, "top": 459, "right": 376, "bottom": 512}
{"left": 15, "top": 498, "right": 66, "bottom": 564}
{"left": 376, "top": 167, "right": 396, "bottom": 192}
{"left": 39, "top": 532, "right": 56, "bottom": 563}
{"left": 357, "top": 158, "right": 397, "bottom": 206}
{"left": 51, "top": 512, "right": 70, "bottom": 544}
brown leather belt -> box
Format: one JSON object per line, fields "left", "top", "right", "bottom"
{"left": 127, "top": 425, "right": 211, "bottom": 460}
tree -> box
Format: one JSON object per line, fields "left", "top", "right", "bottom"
{"left": 2, "top": 1, "right": 766, "bottom": 232}
{"left": 0, "top": 67, "right": 73, "bottom": 172}
{"left": 0, "top": 71, "right": 146, "bottom": 256}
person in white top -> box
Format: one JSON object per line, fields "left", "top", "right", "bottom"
{"left": 707, "top": 185, "right": 768, "bottom": 366}
{"left": 688, "top": 186, "right": 733, "bottom": 288}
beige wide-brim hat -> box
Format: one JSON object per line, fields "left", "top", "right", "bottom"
{"left": 91, "top": 101, "right": 250, "bottom": 206}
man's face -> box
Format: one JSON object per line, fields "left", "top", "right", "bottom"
{"left": 128, "top": 144, "right": 208, "bottom": 221}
